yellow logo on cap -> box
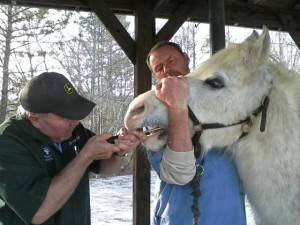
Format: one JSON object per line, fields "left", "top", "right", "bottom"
{"left": 64, "top": 83, "right": 73, "bottom": 94}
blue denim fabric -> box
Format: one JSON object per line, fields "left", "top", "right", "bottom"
{"left": 148, "top": 150, "right": 247, "bottom": 225}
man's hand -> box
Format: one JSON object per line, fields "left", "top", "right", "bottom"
{"left": 113, "top": 128, "right": 145, "bottom": 156}
{"left": 155, "top": 76, "right": 190, "bottom": 110}
{"left": 155, "top": 76, "right": 193, "bottom": 152}
{"left": 80, "top": 134, "right": 120, "bottom": 161}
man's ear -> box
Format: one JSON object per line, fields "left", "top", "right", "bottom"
{"left": 28, "top": 113, "right": 41, "bottom": 128}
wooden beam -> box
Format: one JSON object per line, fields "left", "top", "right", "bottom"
{"left": 1, "top": 0, "right": 300, "bottom": 33}
{"left": 153, "top": 0, "right": 170, "bottom": 14}
{"left": 209, "top": 0, "right": 225, "bottom": 55}
{"left": 278, "top": 13, "right": 300, "bottom": 49}
{"left": 247, "top": 0, "right": 299, "bottom": 8}
{"left": 134, "top": 2, "right": 154, "bottom": 96}
{"left": 156, "top": 1, "right": 196, "bottom": 42}
{"left": 133, "top": 0, "right": 154, "bottom": 224}
{"left": 86, "top": 0, "right": 136, "bottom": 64}
{"left": 0, "top": 0, "right": 134, "bottom": 12}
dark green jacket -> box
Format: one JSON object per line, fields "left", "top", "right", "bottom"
{"left": 0, "top": 115, "right": 99, "bottom": 225}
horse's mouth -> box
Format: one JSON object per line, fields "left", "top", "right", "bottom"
{"left": 138, "top": 127, "right": 167, "bottom": 139}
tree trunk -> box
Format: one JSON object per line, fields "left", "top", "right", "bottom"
{"left": 0, "top": 5, "right": 13, "bottom": 123}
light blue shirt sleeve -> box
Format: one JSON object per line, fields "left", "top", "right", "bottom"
{"left": 148, "top": 149, "right": 247, "bottom": 225}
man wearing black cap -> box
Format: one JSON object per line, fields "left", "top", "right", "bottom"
{"left": 0, "top": 72, "right": 144, "bottom": 225}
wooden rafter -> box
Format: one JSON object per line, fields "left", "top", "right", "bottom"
{"left": 85, "top": 0, "right": 136, "bottom": 64}
{"left": 278, "top": 13, "right": 300, "bottom": 49}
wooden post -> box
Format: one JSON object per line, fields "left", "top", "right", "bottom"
{"left": 133, "top": 0, "right": 154, "bottom": 224}
{"left": 209, "top": 0, "right": 225, "bottom": 55}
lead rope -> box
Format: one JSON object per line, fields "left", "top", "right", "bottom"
{"left": 188, "top": 106, "right": 204, "bottom": 225}
{"left": 187, "top": 95, "right": 269, "bottom": 225}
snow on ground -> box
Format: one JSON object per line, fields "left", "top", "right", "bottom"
{"left": 90, "top": 171, "right": 256, "bottom": 225}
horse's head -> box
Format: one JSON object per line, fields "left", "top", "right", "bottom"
{"left": 124, "top": 26, "right": 273, "bottom": 152}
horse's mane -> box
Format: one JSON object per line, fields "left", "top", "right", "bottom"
{"left": 268, "top": 57, "right": 300, "bottom": 117}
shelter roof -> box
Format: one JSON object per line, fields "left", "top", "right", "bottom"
{"left": 1, "top": 0, "right": 300, "bottom": 32}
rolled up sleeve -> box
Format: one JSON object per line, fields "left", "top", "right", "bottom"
{"left": 160, "top": 146, "right": 196, "bottom": 185}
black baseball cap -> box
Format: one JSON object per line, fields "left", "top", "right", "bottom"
{"left": 19, "top": 72, "right": 96, "bottom": 120}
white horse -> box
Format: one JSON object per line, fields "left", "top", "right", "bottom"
{"left": 124, "top": 26, "right": 300, "bottom": 225}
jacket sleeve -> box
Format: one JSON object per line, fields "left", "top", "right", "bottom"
{"left": 159, "top": 145, "right": 196, "bottom": 185}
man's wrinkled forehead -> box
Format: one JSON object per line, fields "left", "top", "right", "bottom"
{"left": 149, "top": 46, "right": 181, "bottom": 66}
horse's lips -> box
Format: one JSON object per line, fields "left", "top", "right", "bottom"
{"left": 137, "top": 127, "right": 165, "bottom": 135}
{"left": 141, "top": 128, "right": 167, "bottom": 142}
{"left": 147, "top": 128, "right": 165, "bottom": 137}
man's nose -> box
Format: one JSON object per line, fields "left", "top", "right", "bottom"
{"left": 163, "top": 65, "right": 171, "bottom": 74}
{"left": 163, "top": 68, "right": 177, "bottom": 77}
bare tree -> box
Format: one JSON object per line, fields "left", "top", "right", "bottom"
{"left": 51, "top": 13, "right": 133, "bottom": 133}
{"left": 0, "top": 5, "right": 71, "bottom": 122}
{"left": 0, "top": 4, "right": 13, "bottom": 122}
{"left": 172, "top": 22, "right": 210, "bottom": 70}
{"left": 270, "top": 31, "right": 300, "bottom": 72}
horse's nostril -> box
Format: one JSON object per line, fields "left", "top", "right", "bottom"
{"left": 131, "top": 103, "right": 145, "bottom": 116}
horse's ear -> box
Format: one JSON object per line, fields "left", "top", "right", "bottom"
{"left": 253, "top": 26, "right": 270, "bottom": 60}
{"left": 243, "top": 30, "right": 259, "bottom": 44}
{"left": 247, "top": 25, "right": 271, "bottom": 70}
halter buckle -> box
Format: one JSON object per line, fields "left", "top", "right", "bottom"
{"left": 194, "top": 124, "right": 203, "bottom": 132}
{"left": 241, "top": 114, "right": 257, "bottom": 133}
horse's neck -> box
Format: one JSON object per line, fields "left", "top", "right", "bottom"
{"left": 234, "top": 85, "right": 300, "bottom": 160}
{"left": 233, "top": 84, "right": 300, "bottom": 219}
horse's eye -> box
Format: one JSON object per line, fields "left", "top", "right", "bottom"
{"left": 204, "top": 77, "right": 224, "bottom": 89}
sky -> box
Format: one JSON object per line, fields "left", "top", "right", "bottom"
{"left": 90, "top": 170, "right": 256, "bottom": 225}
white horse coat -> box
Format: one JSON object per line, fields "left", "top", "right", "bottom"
{"left": 124, "top": 26, "right": 300, "bottom": 225}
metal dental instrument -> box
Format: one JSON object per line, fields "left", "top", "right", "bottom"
{"left": 106, "top": 127, "right": 163, "bottom": 143}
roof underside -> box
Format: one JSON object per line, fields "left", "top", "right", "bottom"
{"left": 1, "top": 0, "right": 300, "bottom": 31}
